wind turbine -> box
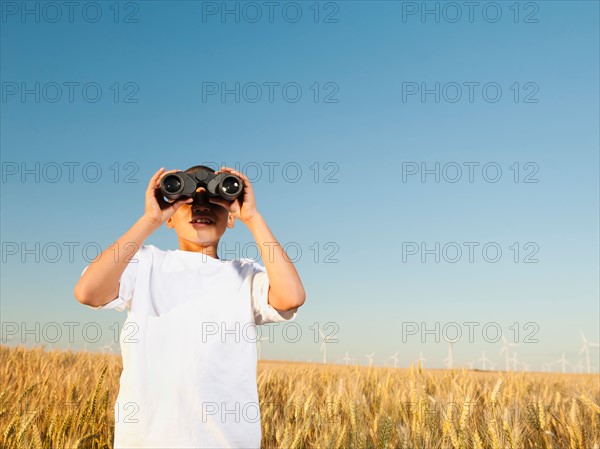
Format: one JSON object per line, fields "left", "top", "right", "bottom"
{"left": 416, "top": 351, "right": 426, "bottom": 368}
{"left": 500, "top": 336, "right": 519, "bottom": 372}
{"left": 521, "top": 360, "right": 531, "bottom": 372}
{"left": 509, "top": 352, "right": 520, "bottom": 371}
{"left": 99, "top": 343, "right": 115, "bottom": 354}
{"left": 579, "top": 331, "right": 599, "bottom": 374}
{"left": 342, "top": 352, "right": 351, "bottom": 365}
{"left": 366, "top": 352, "right": 375, "bottom": 367}
{"left": 542, "top": 362, "right": 553, "bottom": 372}
{"left": 466, "top": 360, "right": 475, "bottom": 370}
{"left": 257, "top": 336, "right": 268, "bottom": 360}
{"left": 443, "top": 342, "right": 454, "bottom": 369}
{"left": 320, "top": 330, "right": 335, "bottom": 364}
{"left": 478, "top": 351, "right": 493, "bottom": 370}
{"left": 555, "top": 353, "right": 570, "bottom": 373}
{"left": 389, "top": 352, "right": 399, "bottom": 369}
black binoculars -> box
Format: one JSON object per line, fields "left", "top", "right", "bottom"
{"left": 161, "top": 167, "right": 243, "bottom": 201}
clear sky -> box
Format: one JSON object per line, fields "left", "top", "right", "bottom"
{"left": 1, "top": 0, "right": 598, "bottom": 373}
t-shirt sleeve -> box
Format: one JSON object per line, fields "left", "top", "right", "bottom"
{"left": 249, "top": 261, "right": 299, "bottom": 325}
{"left": 80, "top": 247, "right": 142, "bottom": 312}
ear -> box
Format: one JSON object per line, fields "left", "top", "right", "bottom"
{"left": 166, "top": 217, "right": 174, "bottom": 229}
{"left": 226, "top": 213, "right": 235, "bottom": 229}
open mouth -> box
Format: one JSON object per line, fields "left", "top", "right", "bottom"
{"left": 190, "top": 217, "right": 215, "bottom": 227}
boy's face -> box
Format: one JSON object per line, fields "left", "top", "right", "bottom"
{"left": 166, "top": 187, "right": 235, "bottom": 248}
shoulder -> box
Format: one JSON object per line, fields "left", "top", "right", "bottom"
{"left": 142, "top": 244, "right": 163, "bottom": 254}
{"left": 130, "top": 244, "right": 163, "bottom": 262}
{"left": 232, "top": 258, "right": 265, "bottom": 275}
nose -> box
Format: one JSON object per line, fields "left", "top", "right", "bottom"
{"left": 191, "top": 188, "right": 211, "bottom": 211}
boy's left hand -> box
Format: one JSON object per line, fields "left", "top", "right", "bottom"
{"left": 208, "top": 167, "right": 259, "bottom": 224}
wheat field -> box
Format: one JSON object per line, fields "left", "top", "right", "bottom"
{"left": 1, "top": 345, "right": 598, "bottom": 449}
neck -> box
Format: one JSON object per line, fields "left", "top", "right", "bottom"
{"left": 177, "top": 239, "right": 220, "bottom": 259}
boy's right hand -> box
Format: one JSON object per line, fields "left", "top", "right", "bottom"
{"left": 143, "top": 168, "right": 193, "bottom": 226}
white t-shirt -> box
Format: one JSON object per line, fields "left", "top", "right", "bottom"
{"left": 80, "top": 244, "right": 298, "bottom": 449}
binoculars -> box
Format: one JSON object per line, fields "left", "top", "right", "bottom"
{"left": 161, "top": 167, "right": 244, "bottom": 202}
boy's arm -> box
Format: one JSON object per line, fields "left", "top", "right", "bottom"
{"left": 246, "top": 213, "right": 306, "bottom": 311}
{"left": 73, "top": 216, "right": 159, "bottom": 307}
{"left": 208, "top": 166, "right": 306, "bottom": 312}
{"left": 74, "top": 167, "right": 192, "bottom": 307}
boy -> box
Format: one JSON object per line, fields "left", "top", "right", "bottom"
{"left": 74, "top": 165, "right": 306, "bottom": 448}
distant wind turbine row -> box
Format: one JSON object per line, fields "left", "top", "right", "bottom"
{"left": 325, "top": 331, "right": 599, "bottom": 373}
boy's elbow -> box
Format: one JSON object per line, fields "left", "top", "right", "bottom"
{"left": 74, "top": 284, "right": 91, "bottom": 305}
{"left": 75, "top": 282, "right": 119, "bottom": 307}
{"left": 73, "top": 283, "right": 101, "bottom": 307}
{"left": 287, "top": 289, "right": 306, "bottom": 310}
{"left": 294, "top": 290, "right": 306, "bottom": 308}
{"left": 269, "top": 289, "right": 305, "bottom": 311}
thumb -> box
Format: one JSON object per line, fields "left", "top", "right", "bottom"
{"left": 172, "top": 197, "right": 193, "bottom": 211}
{"left": 208, "top": 197, "right": 229, "bottom": 209}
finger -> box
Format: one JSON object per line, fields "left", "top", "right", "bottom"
{"left": 180, "top": 197, "right": 194, "bottom": 205}
{"left": 217, "top": 166, "right": 245, "bottom": 179}
{"left": 154, "top": 186, "right": 169, "bottom": 206}
{"left": 232, "top": 169, "right": 251, "bottom": 184}
{"left": 171, "top": 197, "right": 193, "bottom": 211}
{"left": 217, "top": 166, "right": 240, "bottom": 176}
{"left": 208, "top": 197, "right": 230, "bottom": 210}
{"left": 158, "top": 193, "right": 192, "bottom": 208}
{"left": 156, "top": 169, "right": 181, "bottom": 187}
{"left": 208, "top": 196, "right": 225, "bottom": 206}
{"left": 220, "top": 167, "right": 253, "bottom": 190}
{"left": 216, "top": 168, "right": 253, "bottom": 199}
{"left": 148, "top": 167, "right": 165, "bottom": 190}
{"left": 169, "top": 195, "right": 192, "bottom": 204}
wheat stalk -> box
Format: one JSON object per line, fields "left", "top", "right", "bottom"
{"left": 491, "top": 378, "right": 504, "bottom": 406}
{"left": 2, "top": 345, "right": 599, "bottom": 449}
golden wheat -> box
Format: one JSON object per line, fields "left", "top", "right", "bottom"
{"left": 1, "top": 345, "right": 599, "bottom": 449}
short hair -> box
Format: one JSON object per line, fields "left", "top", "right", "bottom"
{"left": 184, "top": 165, "right": 215, "bottom": 175}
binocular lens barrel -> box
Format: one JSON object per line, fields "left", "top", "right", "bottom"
{"left": 220, "top": 176, "right": 242, "bottom": 196}
{"left": 163, "top": 175, "right": 183, "bottom": 194}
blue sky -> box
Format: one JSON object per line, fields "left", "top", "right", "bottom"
{"left": 1, "top": 1, "right": 598, "bottom": 372}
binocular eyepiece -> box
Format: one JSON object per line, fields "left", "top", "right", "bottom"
{"left": 161, "top": 167, "right": 243, "bottom": 202}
